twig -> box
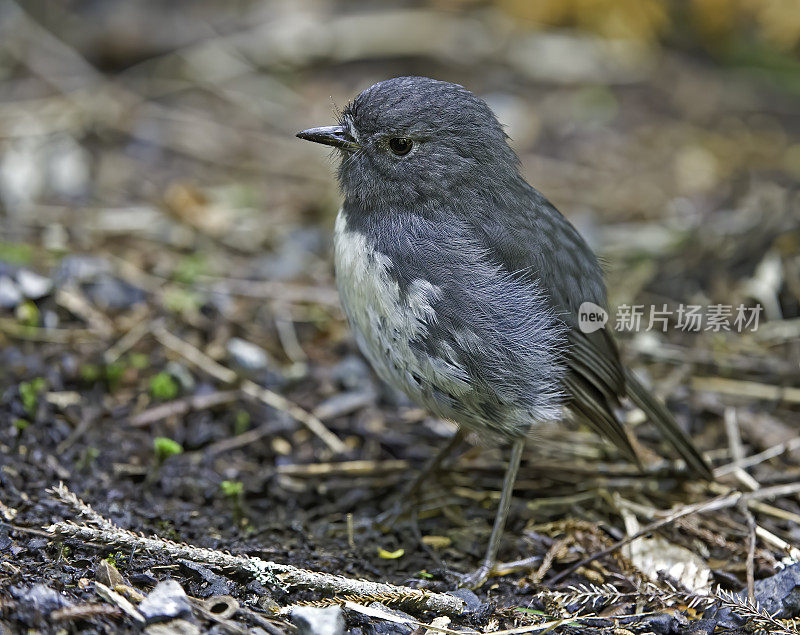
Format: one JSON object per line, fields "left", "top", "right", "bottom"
{"left": 104, "top": 319, "right": 152, "bottom": 364}
{"left": 94, "top": 582, "right": 144, "bottom": 623}
{"left": 724, "top": 408, "right": 760, "bottom": 491}
{"left": 129, "top": 390, "right": 240, "bottom": 427}
{"left": 55, "top": 287, "right": 115, "bottom": 338}
{"left": 152, "top": 323, "right": 347, "bottom": 454}
{"left": 0, "top": 317, "right": 93, "bottom": 343}
{"left": 692, "top": 376, "right": 800, "bottom": 405}
{"left": 549, "top": 492, "right": 742, "bottom": 584}
{"left": 276, "top": 460, "right": 408, "bottom": 478}
{"left": 714, "top": 437, "right": 800, "bottom": 478}
{"left": 239, "top": 381, "right": 347, "bottom": 454}
{"left": 740, "top": 499, "right": 757, "bottom": 603}
{"left": 45, "top": 484, "right": 464, "bottom": 616}
{"left": 529, "top": 537, "right": 572, "bottom": 584}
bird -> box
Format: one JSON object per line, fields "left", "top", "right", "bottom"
{"left": 297, "top": 76, "right": 712, "bottom": 589}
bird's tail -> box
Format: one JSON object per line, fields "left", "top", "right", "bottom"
{"left": 625, "top": 369, "right": 713, "bottom": 480}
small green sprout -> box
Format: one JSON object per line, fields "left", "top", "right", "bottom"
{"left": 16, "top": 301, "right": 39, "bottom": 328}
{"left": 221, "top": 480, "right": 244, "bottom": 498}
{"left": 128, "top": 353, "right": 149, "bottom": 370}
{"left": 149, "top": 372, "right": 179, "bottom": 401}
{"left": 76, "top": 446, "right": 100, "bottom": 471}
{"left": 19, "top": 377, "right": 46, "bottom": 417}
{"left": 233, "top": 410, "right": 251, "bottom": 435}
{"left": 153, "top": 437, "right": 183, "bottom": 463}
{"left": 221, "top": 480, "right": 246, "bottom": 523}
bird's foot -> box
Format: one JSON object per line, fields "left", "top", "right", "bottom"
{"left": 375, "top": 499, "right": 412, "bottom": 531}
{"left": 454, "top": 563, "right": 492, "bottom": 590}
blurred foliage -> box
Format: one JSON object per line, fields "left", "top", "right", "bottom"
{"left": 495, "top": 0, "right": 800, "bottom": 55}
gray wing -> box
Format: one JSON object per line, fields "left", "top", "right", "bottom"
{"left": 472, "top": 190, "right": 711, "bottom": 477}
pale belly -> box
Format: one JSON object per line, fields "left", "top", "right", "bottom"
{"left": 332, "top": 210, "right": 472, "bottom": 415}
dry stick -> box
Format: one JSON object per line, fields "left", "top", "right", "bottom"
{"left": 45, "top": 484, "right": 465, "bottom": 616}
{"left": 104, "top": 318, "right": 152, "bottom": 364}
{"left": 55, "top": 287, "right": 115, "bottom": 338}
{"left": 130, "top": 390, "right": 240, "bottom": 427}
{"left": 549, "top": 492, "right": 742, "bottom": 585}
{"left": 529, "top": 537, "right": 572, "bottom": 585}
{"left": 692, "top": 376, "right": 800, "bottom": 405}
{"left": 724, "top": 408, "right": 757, "bottom": 602}
{"left": 714, "top": 437, "right": 800, "bottom": 478}
{"left": 740, "top": 500, "right": 757, "bottom": 603}
{"left": 723, "top": 408, "right": 759, "bottom": 491}
{"left": 152, "top": 323, "right": 347, "bottom": 454}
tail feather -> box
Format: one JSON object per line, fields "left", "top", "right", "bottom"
{"left": 625, "top": 370, "right": 713, "bottom": 480}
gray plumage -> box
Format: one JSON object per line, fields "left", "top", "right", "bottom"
{"left": 300, "top": 76, "right": 711, "bottom": 479}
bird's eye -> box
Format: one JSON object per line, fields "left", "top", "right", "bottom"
{"left": 388, "top": 137, "right": 413, "bottom": 156}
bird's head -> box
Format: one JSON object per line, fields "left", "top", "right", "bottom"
{"left": 297, "top": 76, "right": 522, "bottom": 213}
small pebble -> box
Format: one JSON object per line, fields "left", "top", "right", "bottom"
{"left": 16, "top": 269, "right": 52, "bottom": 300}
{"left": 11, "top": 584, "right": 71, "bottom": 613}
{"left": 226, "top": 337, "right": 269, "bottom": 372}
{"left": 138, "top": 579, "right": 193, "bottom": 624}
{"left": 290, "top": 605, "right": 345, "bottom": 635}
{"left": 0, "top": 276, "right": 22, "bottom": 308}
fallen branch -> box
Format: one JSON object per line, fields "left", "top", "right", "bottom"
{"left": 44, "top": 484, "right": 465, "bottom": 616}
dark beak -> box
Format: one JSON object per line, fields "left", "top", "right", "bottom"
{"left": 296, "top": 125, "right": 359, "bottom": 152}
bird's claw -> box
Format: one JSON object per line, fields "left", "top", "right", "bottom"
{"left": 454, "top": 564, "right": 491, "bottom": 590}
{"left": 375, "top": 500, "right": 410, "bottom": 531}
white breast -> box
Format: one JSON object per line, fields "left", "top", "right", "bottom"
{"left": 333, "top": 209, "right": 471, "bottom": 407}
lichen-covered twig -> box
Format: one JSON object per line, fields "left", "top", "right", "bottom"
{"left": 45, "top": 484, "right": 465, "bottom": 616}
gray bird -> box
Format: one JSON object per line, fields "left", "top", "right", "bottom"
{"left": 297, "top": 76, "right": 711, "bottom": 589}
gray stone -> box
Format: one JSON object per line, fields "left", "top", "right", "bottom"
{"left": 54, "top": 255, "right": 112, "bottom": 284}
{"left": 290, "top": 605, "right": 345, "bottom": 635}
{"left": 16, "top": 269, "right": 52, "bottom": 299}
{"left": 83, "top": 274, "right": 146, "bottom": 310}
{"left": 165, "top": 362, "right": 196, "bottom": 393}
{"left": 365, "top": 603, "right": 413, "bottom": 635}
{"left": 752, "top": 561, "right": 800, "bottom": 618}
{"left": 0, "top": 276, "right": 21, "bottom": 308}
{"left": 227, "top": 337, "right": 269, "bottom": 372}
{"left": 139, "top": 579, "right": 193, "bottom": 624}
{"left": 11, "top": 584, "right": 71, "bottom": 613}
{"left": 144, "top": 619, "right": 200, "bottom": 635}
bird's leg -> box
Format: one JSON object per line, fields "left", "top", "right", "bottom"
{"left": 377, "top": 429, "right": 466, "bottom": 529}
{"left": 457, "top": 437, "right": 525, "bottom": 590}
